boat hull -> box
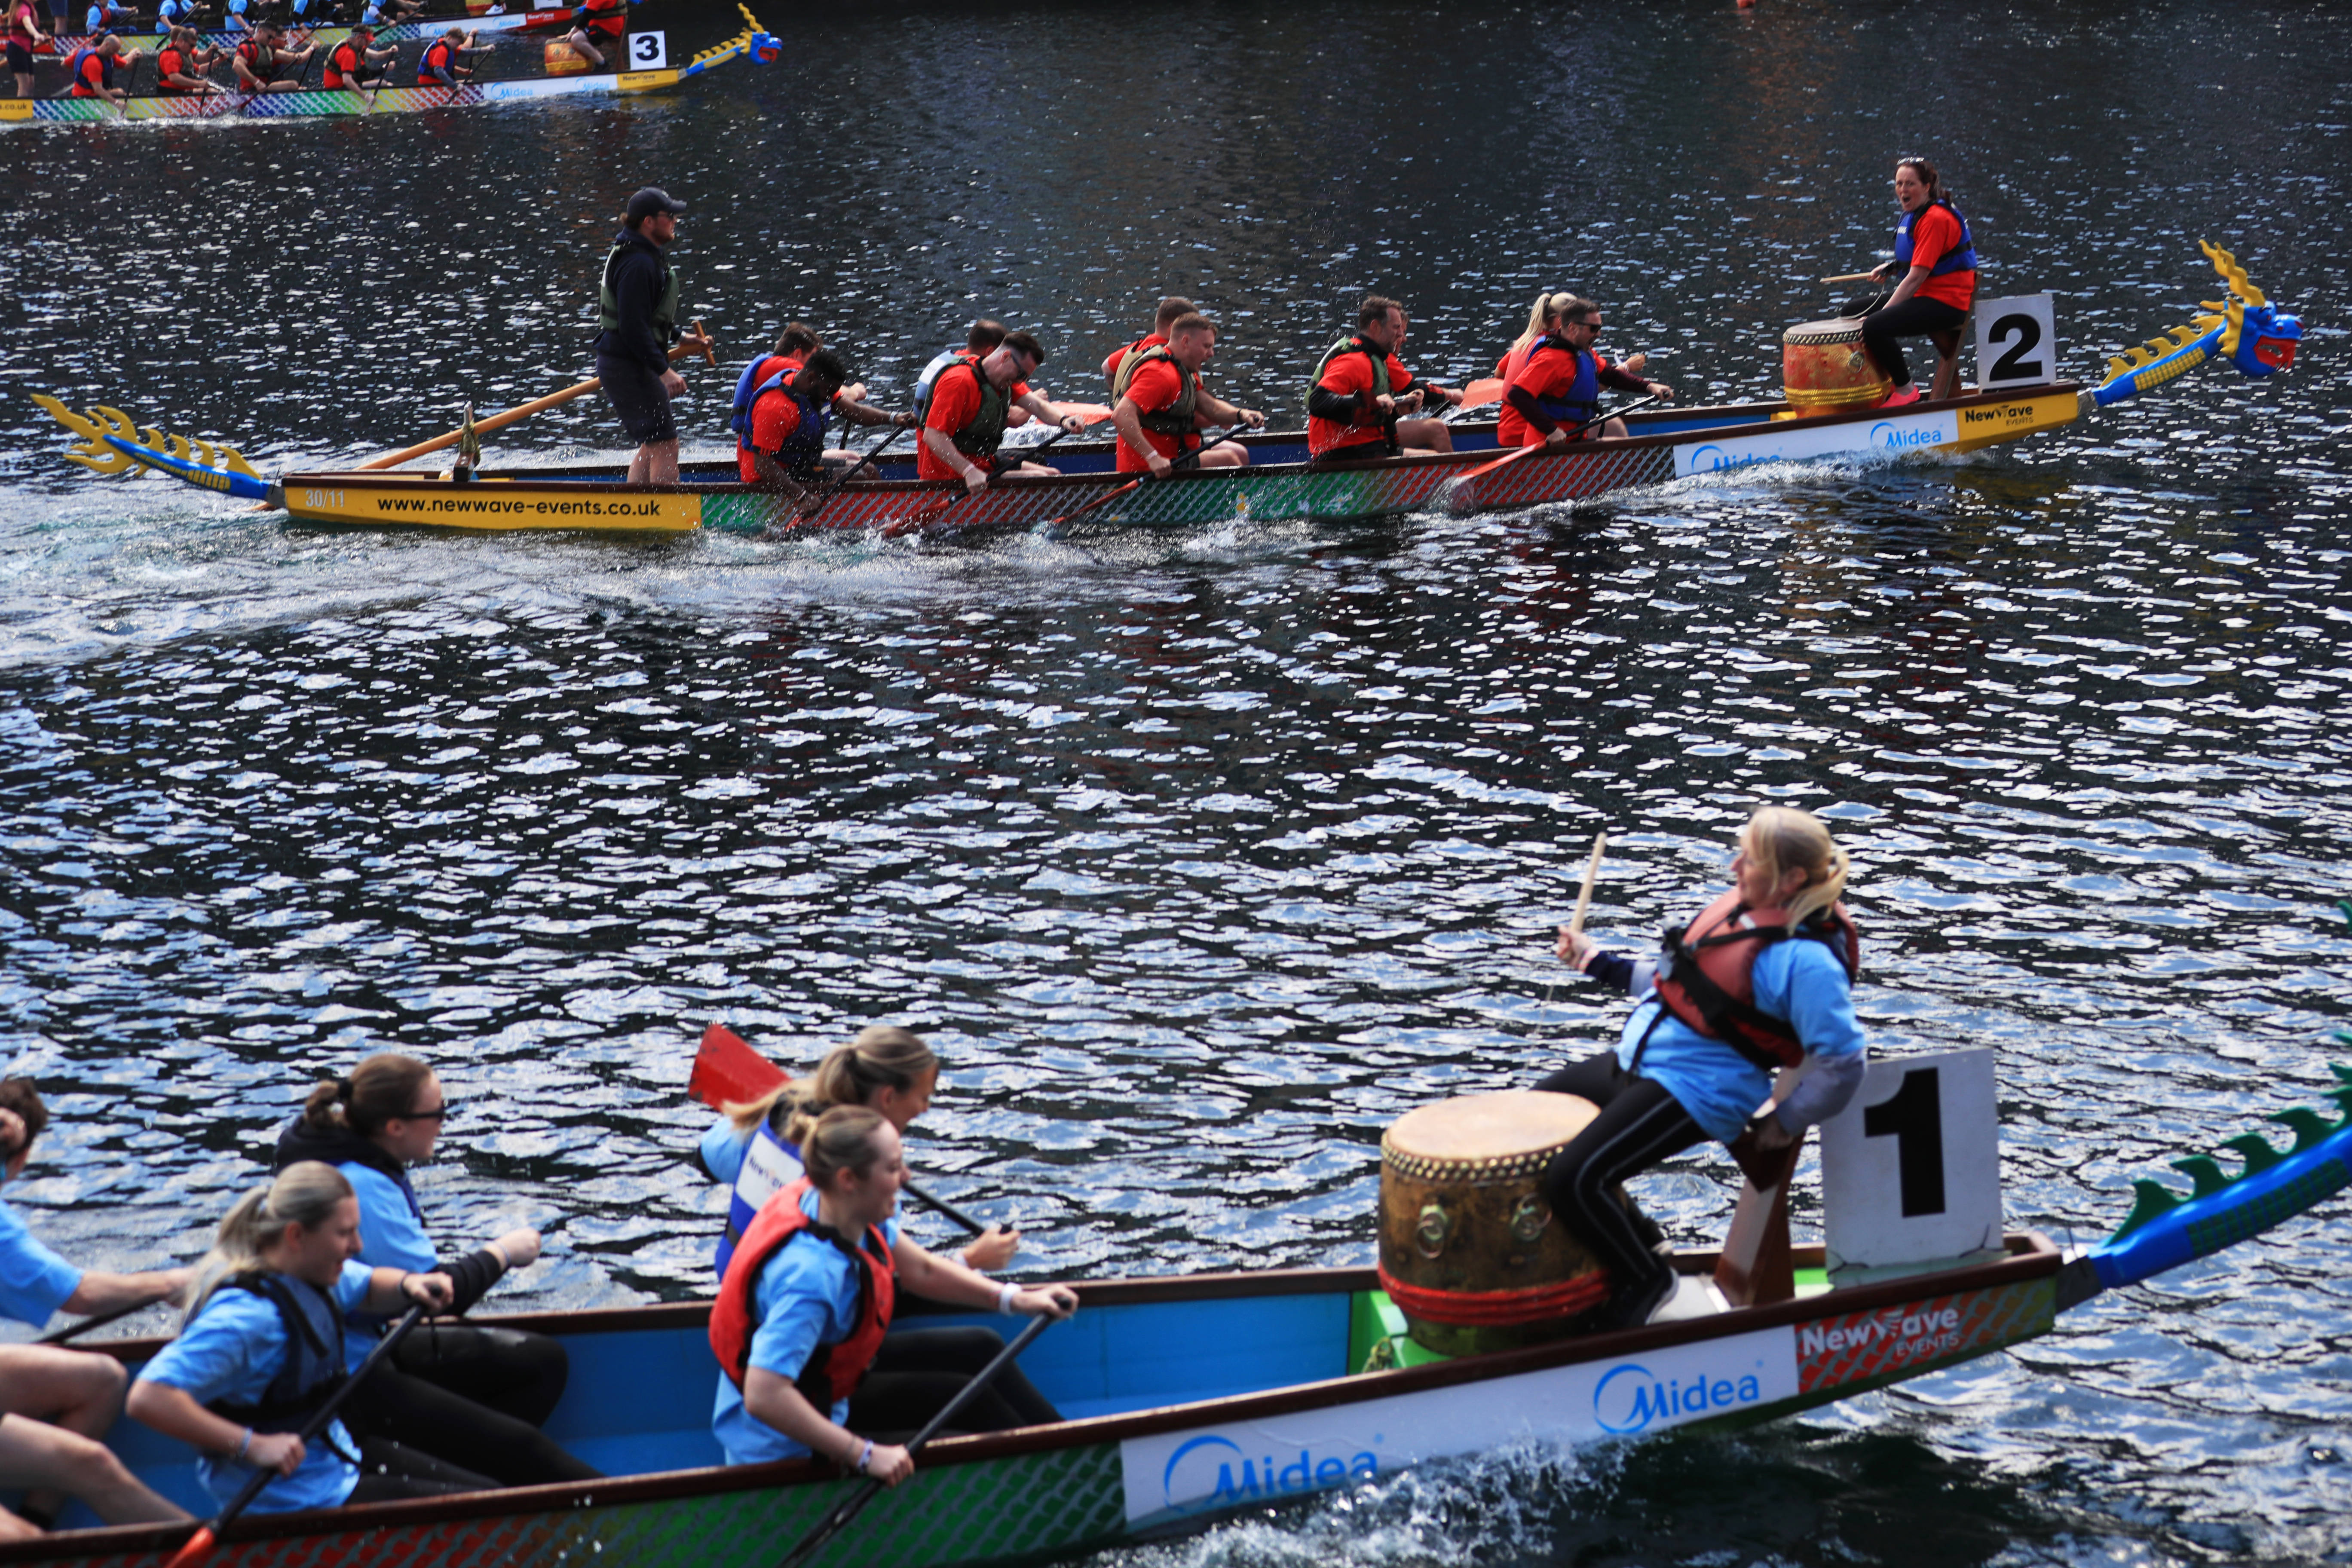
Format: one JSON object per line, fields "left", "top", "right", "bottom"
{"left": 1, "top": 63, "right": 693, "bottom": 123}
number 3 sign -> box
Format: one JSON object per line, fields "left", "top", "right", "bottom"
{"left": 1818, "top": 1048, "right": 2002, "bottom": 1282}
{"left": 627, "top": 31, "right": 667, "bottom": 70}
{"left": 1973, "top": 294, "right": 2057, "bottom": 390}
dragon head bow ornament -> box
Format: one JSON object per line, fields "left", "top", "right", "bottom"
{"left": 2089, "top": 242, "right": 2302, "bottom": 408}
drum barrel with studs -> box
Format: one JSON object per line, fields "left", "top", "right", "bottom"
{"left": 1377, "top": 1089, "right": 1608, "bottom": 1354}
{"left": 1782, "top": 316, "right": 1891, "bottom": 412}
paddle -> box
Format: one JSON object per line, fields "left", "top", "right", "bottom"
{"left": 1440, "top": 392, "right": 1667, "bottom": 494}
{"left": 1455, "top": 376, "right": 1507, "bottom": 410}
{"left": 1568, "top": 831, "right": 1606, "bottom": 937}
{"left": 774, "top": 1312, "right": 1057, "bottom": 1568}
{"left": 772, "top": 423, "right": 908, "bottom": 530}
{"left": 1028, "top": 425, "right": 1228, "bottom": 535}
{"left": 161, "top": 1302, "right": 430, "bottom": 1568}
{"left": 883, "top": 416, "right": 1098, "bottom": 538}
{"left": 356, "top": 318, "right": 715, "bottom": 471}
{"left": 34, "top": 1297, "right": 150, "bottom": 1346}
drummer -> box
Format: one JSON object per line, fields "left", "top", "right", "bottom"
{"left": 1541, "top": 806, "right": 1868, "bottom": 1330}
{"left": 1860, "top": 157, "right": 1977, "bottom": 407}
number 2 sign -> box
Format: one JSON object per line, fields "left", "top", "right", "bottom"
{"left": 1818, "top": 1048, "right": 2002, "bottom": 1282}
{"left": 627, "top": 31, "right": 667, "bottom": 70}
{"left": 1973, "top": 294, "right": 2057, "bottom": 390}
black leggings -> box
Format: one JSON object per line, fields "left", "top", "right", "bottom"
{"left": 847, "top": 1327, "right": 1062, "bottom": 1442}
{"left": 344, "top": 1436, "right": 498, "bottom": 1504}
{"left": 392, "top": 1321, "right": 570, "bottom": 1429}
{"left": 1859, "top": 295, "right": 1969, "bottom": 388}
{"left": 1534, "top": 1051, "right": 1709, "bottom": 1329}
{"left": 343, "top": 1326, "right": 600, "bottom": 1487}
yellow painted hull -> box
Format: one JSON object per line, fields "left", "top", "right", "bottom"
{"left": 282, "top": 475, "right": 703, "bottom": 532}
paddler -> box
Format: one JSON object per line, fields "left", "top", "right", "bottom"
{"left": 271, "top": 1057, "right": 601, "bottom": 1488}
{"left": 1495, "top": 291, "right": 1574, "bottom": 385}
{"left": 916, "top": 330, "right": 1086, "bottom": 494}
{"left": 361, "top": 0, "right": 426, "bottom": 27}
{"left": 592, "top": 185, "right": 712, "bottom": 486}
{"left": 734, "top": 349, "right": 917, "bottom": 504}
{"left": 230, "top": 21, "right": 312, "bottom": 94}
{"left": 63, "top": 31, "right": 141, "bottom": 104}
{"left": 1305, "top": 294, "right": 1464, "bottom": 464}
{"left": 0, "top": 1080, "right": 192, "bottom": 1538}
{"left": 1859, "top": 156, "right": 1977, "bottom": 408}
{"left": 911, "top": 319, "right": 1005, "bottom": 426}
{"left": 126, "top": 1164, "right": 496, "bottom": 1510}
{"left": 1100, "top": 295, "right": 1194, "bottom": 391}
{"left": 5, "top": 0, "right": 50, "bottom": 101}
{"left": 320, "top": 22, "right": 393, "bottom": 90}
{"left": 414, "top": 25, "right": 481, "bottom": 88}
{"left": 77, "top": 0, "right": 132, "bottom": 34}
{"left": 1111, "top": 311, "right": 1264, "bottom": 476}
{"left": 1540, "top": 806, "right": 1868, "bottom": 1330}
{"left": 155, "top": 25, "right": 228, "bottom": 94}
{"left": 563, "top": 0, "right": 626, "bottom": 70}
{"left": 1499, "top": 295, "right": 1673, "bottom": 446}
{"left": 709, "top": 1107, "right": 1076, "bottom": 1477}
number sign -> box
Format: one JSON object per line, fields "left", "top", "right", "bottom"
{"left": 1819, "top": 1048, "right": 2001, "bottom": 1278}
{"left": 627, "top": 30, "right": 667, "bottom": 69}
{"left": 1973, "top": 294, "right": 2057, "bottom": 391}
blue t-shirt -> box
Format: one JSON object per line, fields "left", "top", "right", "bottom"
{"left": 0, "top": 1194, "right": 86, "bottom": 1329}
{"left": 138, "top": 1260, "right": 375, "bottom": 1513}
{"left": 701, "top": 1115, "right": 752, "bottom": 1186}
{"left": 1619, "top": 935, "right": 1866, "bottom": 1142}
{"left": 340, "top": 1161, "right": 433, "bottom": 1363}
{"left": 710, "top": 1187, "right": 900, "bottom": 1465}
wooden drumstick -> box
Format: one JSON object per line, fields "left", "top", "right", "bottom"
{"left": 1569, "top": 832, "right": 1607, "bottom": 937}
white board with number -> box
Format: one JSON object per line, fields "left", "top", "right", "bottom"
{"left": 1819, "top": 1048, "right": 2001, "bottom": 1273}
{"left": 626, "top": 31, "right": 667, "bottom": 70}
{"left": 1973, "top": 294, "right": 2058, "bottom": 391}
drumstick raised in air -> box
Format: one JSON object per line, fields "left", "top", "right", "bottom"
{"left": 1569, "top": 833, "right": 1607, "bottom": 936}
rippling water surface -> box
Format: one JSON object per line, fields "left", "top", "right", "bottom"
{"left": 3, "top": 1, "right": 2349, "bottom": 1562}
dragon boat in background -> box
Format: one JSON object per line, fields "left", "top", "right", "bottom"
{"left": 31, "top": 243, "right": 2300, "bottom": 533}
{"left": 0, "top": 4, "right": 775, "bottom": 124}
{"left": 35, "top": 0, "right": 565, "bottom": 59}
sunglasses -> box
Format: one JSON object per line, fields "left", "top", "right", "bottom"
{"left": 403, "top": 1102, "right": 454, "bottom": 1121}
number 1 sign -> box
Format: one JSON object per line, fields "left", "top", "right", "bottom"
{"left": 1819, "top": 1048, "right": 2002, "bottom": 1282}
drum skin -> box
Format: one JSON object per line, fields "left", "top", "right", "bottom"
{"left": 1782, "top": 317, "right": 1891, "bottom": 411}
{"left": 1379, "top": 1089, "right": 1606, "bottom": 1354}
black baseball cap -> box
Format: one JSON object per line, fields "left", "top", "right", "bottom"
{"left": 626, "top": 187, "right": 687, "bottom": 224}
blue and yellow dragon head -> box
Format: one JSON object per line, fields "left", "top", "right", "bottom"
{"left": 2089, "top": 242, "right": 2301, "bottom": 408}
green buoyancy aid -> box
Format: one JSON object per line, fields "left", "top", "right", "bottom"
{"left": 1111, "top": 344, "right": 1200, "bottom": 438}
{"left": 939, "top": 358, "right": 1011, "bottom": 462}
{"left": 1303, "top": 334, "right": 1392, "bottom": 410}
{"left": 597, "top": 238, "right": 679, "bottom": 343}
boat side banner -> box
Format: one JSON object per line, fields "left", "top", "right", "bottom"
{"left": 1119, "top": 1324, "right": 1798, "bottom": 1527}
{"left": 1673, "top": 408, "right": 1961, "bottom": 478}
{"left": 1795, "top": 1278, "right": 2054, "bottom": 1395}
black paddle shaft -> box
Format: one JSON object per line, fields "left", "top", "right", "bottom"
{"left": 35, "top": 1297, "right": 149, "bottom": 1346}
{"left": 899, "top": 1175, "right": 1006, "bottom": 1240}
{"left": 775, "top": 1312, "right": 1056, "bottom": 1568}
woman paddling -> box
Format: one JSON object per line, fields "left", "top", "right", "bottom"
{"left": 1500, "top": 295, "right": 1673, "bottom": 447}
{"left": 710, "top": 1106, "right": 1076, "bottom": 1478}
{"left": 1540, "top": 806, "right": 1868, "bottom": 1329}
{"left": 126, "top": 1163, "right": 495, "bottom": 1510}
{"left": 1859, "top": 157, "right": 1978, "bottom": 407}
{"left": 273, "top": 1056, "right": 599, "bottom": 1487}
{"left": 700, "top": 1027, "right": 1019, "bottom": 1278}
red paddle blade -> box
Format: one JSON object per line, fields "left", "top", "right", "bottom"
{"left": 690, "top": 1024, "right": 789, "bottom": 1110}
{"left": 1050, "top": 402, "right": 1116, "bottom": 423}
{"left": 1458, "top": 377, "right": 1507, "bottom": 409}
{"left": 161, "top": 1526, "right": 217, "bottom": 1568}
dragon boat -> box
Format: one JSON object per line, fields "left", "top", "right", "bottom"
{"left": 32, "top": 243, "right": 2300, "bottom": 533}
{"left": 4, "top": 1013, "right": 2349, "bottom": 1568}
{"left": 0, "top": 5, "right": 772, "bottom": 124}
{"left": 35, "top": 3, "right": 566, "bottom": 60}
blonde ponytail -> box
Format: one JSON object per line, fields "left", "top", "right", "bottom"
{"left": 184, "top": 1161, "right": 354, "bottom": 1323}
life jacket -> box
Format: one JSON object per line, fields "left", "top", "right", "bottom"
{"left": 910, "top": 346, "right": 966, "bottom": 422}
{"left": 575, "top": 0, "right": 625, "bottom": 40}
{"left": 204, "top": 1273, "right": 352, "bottom": 1440}
{"left": 595, "top": 233, "right": 678, "bottom": 343}
{"left": 934, "top": 357, "right": 1010, "bottom": 465}
{"left": 1305, "top": 334, "right": 1393, "bottom": 408}
{"left": 234, "top": 37, "right": 274, "bottom": 85}
{"left": 708, "top": 1179, "right": 894, "bottom": 1412}
{"left": 67, "top": 47, "right": 110, "bottom": 94}
{"left": 1305, "top": 335, "right": 1403, "bottom": 457}
{"left": 713, "top": 1111, "right": 805, "bottom": 1280}
{"left": 1519, "top": 334, "right": 1600, "bottom": 428}
{"left": 1110, "top": 343, "right": 1200, "bottom": 442}
{"left": 1102, "top": 334, "right": 1162, "bottom": 394}
{"left": 1893, "top": 198, "right": 1977, "bottom": 279}
{"left": 158, "top": 44, "right": 193, "bottom": 82}
{"left": 1649, "top": 889, "right": 1861, "bottom": 1072}
{"left": 6, "top": 3, "right": 38, "bottom": 49}
{"left": 736, "top": 370, "right": 830, "bottom": 479}
{"left": 416, "top": 36, "right": 459, "bottom": 84}
{"left": 324, "top": 38, "right": 365, "bottom": 88}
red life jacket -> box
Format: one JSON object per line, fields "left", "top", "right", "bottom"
{"left": 1650, "top": 889, "right": 1860, "bottom": 1072}
{"left": 576, "top": 0, "right": 625, "bottom": 41}
{"left": 708, "top": 1178, "right": 895, "bottom": 1412}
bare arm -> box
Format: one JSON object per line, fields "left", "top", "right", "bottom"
{"left": 1883, "top": 263, "right": 1930, "bottom": 310}
{"left": 128, "top": 1381, "right": 308, "bottom": 1476}
{"left": 891, "top": 1235, "right": 1077, "bottom": 1320}
{"left": 922, "top": 426, "right": 989, "bottom": 494}
{"left": 1111, "top": 398, "right": 1165, "bottom": 474}
{"left": 1012, "top": 390, "right": 1082, "bottom": 432}
{"left": 741, "top": 1368, "right": 913, "bottom": 1485}
{"left": 62, "top": 1268, "right": 190, "bottom": 1317}
{"left": 1193, "top": 390, "right": 1264, "bottom": 430}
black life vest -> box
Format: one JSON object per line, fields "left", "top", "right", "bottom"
{"left": 936, "top": 358, "right": 1010, "bottom": 464}
{"left": 205, "top": 1272, "right": 352, "bottom": 1445}
{"left": 1111, "top": 343, "right": 1201, "bottom": 442}
{"left": 234, "top": 38, "right": 274, "bottom": 86}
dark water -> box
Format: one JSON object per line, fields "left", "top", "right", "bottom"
{"left": 4, "top": 0, "right": 2350, "bottom": 1562}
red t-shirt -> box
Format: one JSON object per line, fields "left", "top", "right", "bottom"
{"left": 1905, "top": 203, "right": 1975, "bottom": 311}
{"left": 72, "top": 49, "right": 108, "bottom": 93}
{"left": 1499, "top": 345, "right": 1619, "bottom": 447}
{"left": 1102, "top": 333, "right": 1166, "bottom": 389}
{"left": 322, "top": 40, "right": 362, "bottom": 87}
{"left": 916, "top": 361, "right": 1029, "bottom": 482}
{"left": 1114, "top": 358, "right": 1202, "bottom": 473}
{"left": 1307, "top": 344, "right": 1416, "bottom": 458}
{"left": 736, "top": 369, "right": 808, "bottom": 483}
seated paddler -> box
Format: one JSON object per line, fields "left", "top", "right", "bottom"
{"left": 230, "top": 21, "right": 312, "bottom": 94}
{"left": 1305, "top": 294, "right": 1464, "bottom": 464}
{"left": 1100, "top": 295, "right": 1193, "bottom": 392}
{"left": 271, "top": 1055, "right": 600, "bottom": 1488}
{"left": 916, "top": 330, "right": 1085, "bottom": 496}
{"left": 732, "top": 347, "right": 914, "bottom": 504}
{"left": 1538, "top": 806, "right": 1867, "bottom": 1330}
{"left": 320, "top": 24, "right": 394, "bottom": 91}
{"left": 1111, "top": 312, "right": 1264, "bottom": 477}
{"left": 156, "top": 26, "right": 228, "bottom": 95}
{"left": 1858, "top": 156, "right": 1977, "bottom": 408}
{"left": 63, "top": 32, "right": 139, "bottom": 104}
{"left": 126, "top": 1163, "right": 496, "bottom": 1511}
{"left": 1501, "top": 294, "right": 1672, "bottom": 447}
{"left": 415, "top": 26, "right": 481, "bottom": 89}
{"left": 710, "top": 1106, "right": 1076, "bottom": 1482}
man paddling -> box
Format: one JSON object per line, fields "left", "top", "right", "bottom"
{"left": 321, "top": 22, "right": 392, "bottom": 89}
{"left": 1100, "top": 296, "right": 1194, "bottom": 392}
{"left": 1306, "top": 294, "right": 1464, "bottom": 464}
{"left": 414, "top": 24, "right": 481, "bottom": 89}
{"left": 594, "top": 185, "right": 712, "bottom": 486}
{"left": 1111, "top": 312, "right": 1263, "bottom": 476}
{"left": 231, "top": 21, "right": 312, "bottom": 94}
{"left": 912, "top": 319, "right": 1004, "bottom": 425}
{"left": 155, "top": 24, "right": 227, "bottom": 94}
{"left": 62, "top": 31, "right": 139, "bottom": 103}
{"left": 917, "top": 331, "right": 1085, "bottom": 494}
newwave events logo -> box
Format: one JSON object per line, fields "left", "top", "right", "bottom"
{"left": 1160, "top": 1434, "right": 1379, "bottom": 1513}
{"left": 1592, "top": 1358, "right": 1769, "bottom": 1434}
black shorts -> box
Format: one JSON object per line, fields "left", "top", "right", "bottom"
{"left": 6, "top": 41, "right": 32, "bottom": 74}
{"left": 595, "top": 353, "right": 676, "bottom": 445}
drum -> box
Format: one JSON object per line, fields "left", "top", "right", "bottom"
{"left": 1378, "top": 1089, "right": 1608, "bottom": 1354}
{"left": 544, "top": 40, "right": 590, "bottom": 75}
{"left": 1782, "top": 317, "right": 1890, "bottom": 412}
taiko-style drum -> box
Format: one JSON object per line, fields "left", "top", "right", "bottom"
{"left": 545, "top": 40, "right": 591, "bottom": 75}
{"left": 1378, "top": 1090, "right": 1608, "bottom": 1354}
{"left": 1782, "top": 317, "right": 1891, "bottom": 412}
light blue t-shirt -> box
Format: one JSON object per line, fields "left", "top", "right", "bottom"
{"left": 711, "top": 1187, "right": 900, "bottom": 1466}
{"left": 0, "top": 1195, "right": 86, "bottom": 1329}
{"left": 340, "top": 1161, "right": 433, "bottom": 1363}
{"left": 138, "top": 1260, "right": 375, "bottom": 1513}
{"left": 1620, "top": 935, "right": 1866, "bottom": 1142}
{"left": 700, "top": 1115, "right": 752, "bottom": 1187}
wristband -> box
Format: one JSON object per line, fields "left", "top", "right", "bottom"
{"left": 236, "top": 1427, "right": 253, "bottom": 1462}
{"left": 996, "top": 1282, "right": 1020, "bottom": 1316}
{"left": 854, "top": 1439, "right": 873, "bottom": 1475}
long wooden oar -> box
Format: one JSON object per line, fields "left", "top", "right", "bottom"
{"left": 775, "top": 1313, "right": 1056, "bottom": 1568}
{"left": 356, "top": 319, "right": 715, "bottom": 471}
{"left": 1568, "top": 831, "right": 1607, "bottom": 937}
{"left": 162, "top": 1303, "right": 430, "bottom": 1568}
{"left": 35, "top": 1298, "right": 150, "bottom": 1346}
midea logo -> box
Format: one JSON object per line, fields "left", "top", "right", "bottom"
{"left": 1159, "top": 1434, "right": 1378, "bottom": 1513}
{"left": 1592, "top": 1360, "right": 1767, "bottom": 1434}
